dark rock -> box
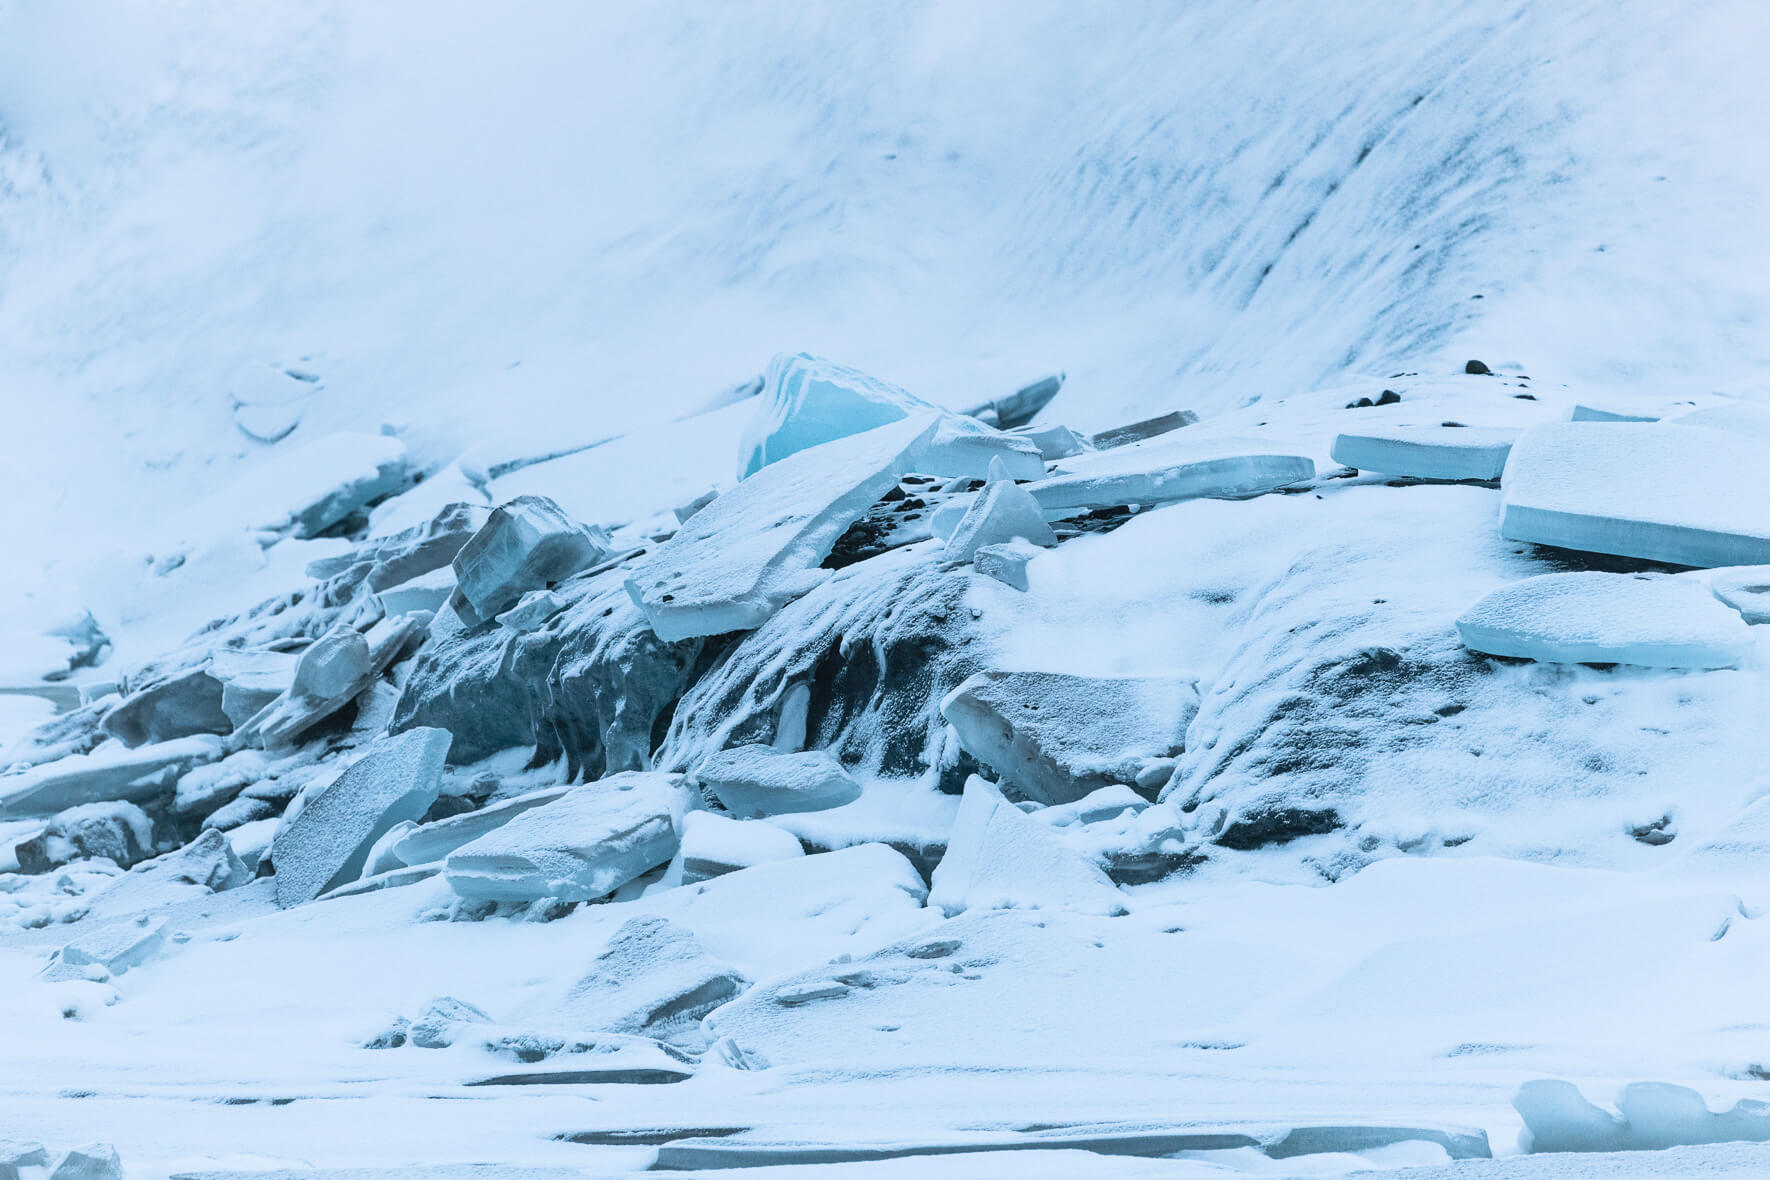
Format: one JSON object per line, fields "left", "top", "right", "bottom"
{"left": 1464, "top": 359, "right": 1491, "bottom": 375}
{"left": 1089, "top": 409, "right": 1199, "bottom": 450}
{"left": 1214, "top": 805, "right": 1343, "bottom": 850}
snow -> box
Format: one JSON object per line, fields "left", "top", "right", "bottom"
{"left": 1707, "top": 566, "right": 1770, "bottom": 625}
{"left": 1498, "top": 424, "right": 1770, "bottom": 568}
{"left": 1455, "top": 573, "right": 1754, "bottom": 669}
{"left": 927, "top": 776, "right": 1126, "bottom": 917}
{"left": 1331, "top": 427, "right": 1519, "bottom": 482}
{"left": 672, "top": 811, "right": 804, "bottom": 885}
{"left": 443, "top": 773, "right": 689, "bottom": 902}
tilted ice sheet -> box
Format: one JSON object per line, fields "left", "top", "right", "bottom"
{"left": 1499, "top": 423, "right": 1770, "bottom": 567}
{"left": 1030, "top": 434, "right": 1315, "bottom": 513}
{"left": 1331, "top": 426, "right": 1519, "bottom": 481}
{"left": 1456, "top": 573, "right": 1754, "bottom": 669}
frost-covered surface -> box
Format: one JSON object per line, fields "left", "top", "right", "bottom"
{"left": 1455, "top": 573, "right": 1753, "bottom": 669}
{"left": 7, "top": 4, "right": 1770, "bottom": 1178}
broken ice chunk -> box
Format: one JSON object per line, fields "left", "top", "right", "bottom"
{"left": 961, "top": 373, "right": 1065, "bottom": 430}
{"left": 268, "top": 727, "right": 452, "bottom": 907}
{"left": 694, "top": 745, "right": 862, "bottom": 818}
{"left": 1030, "top": 436, "right": 1315, "bottom": 516}
{"left": 391, "top": 784, "right": 572, "bottom": 866}
{"left": 15, "top": 800, "right": 154, "bottom": 873}
{"left": 208, "top": 649, "right": 298, "bottom": 729}
{"left": 1499, "top": 423, "right": 1770, "bottom": 567}
{"left": 1009, "top": 421, "right": 1088, "bottom": 460}
{"left": 929, "top": 776, "right": 1125, "bottom": 916}
{"left": 556, "top": 915, "right": 749, "bottom": 1048}
{"left": 739, "top": 353, "right": 1044, "bottom": 482}
{"left": 42, "top": 916, "right": 167, "bottom": 982}
{"left": 78, "top": 827, "right": 249, "bottom": 921}
{"left": 496, "top": 589, "right": 568, "bottom": 633}
{"left": 101, "top": 666, "right": 233, "bottom": 747}
{"left": 373, "top": 566, "right": 456, "bottom": 618}
{"left": 972, "top": 540, "right": 1044, "bottom": 591}
{"left": 451, "top": 495, "right": 612, "bottom": 624}
{"left": 1710, "top": 566, "right": 1770, "bottom": 623}
{"left": 626, "top": 415, "right": 939, "bottom": 641}
{"left": 1089, "top": 409, "right": 1199, "bottom": 450}
{"left": 941, "top": 479, "right": 1057, "bottom": 564}
{"left": 443, "top": 772, "right": 688, "bottom": 902}
{"left": 941, "top": 671, "right": 1199, "bottom": 806}
{"left": 185, "top": 432, "right": 408, "bottom": 543}
{"left": 409, "top": 995, "right": 493, "bottom": 1048}
{"left": 243, "top": 614, "right": 426, "bottom": 749}
{"left": 1515, "top": 1078, "right": 1770, "bottom": 1153}
{"left": 1456, "top": 572, "right": 1753, "bottom": 668}
{"left": 674, "top": 811, "right": 803, "bottom": 884}
{"left": 1330, "top": 425, "right": 1519, "bottom": 481}
{"left": 44, "top": 1143, "right": 124, "bottom": 1180}
{"left": 0, "top": 735, "right": 223, "bottom": 817}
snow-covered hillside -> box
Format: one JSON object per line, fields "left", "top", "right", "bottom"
{"left": 5, "top": 3, "right": 1770, "bottom": 1178}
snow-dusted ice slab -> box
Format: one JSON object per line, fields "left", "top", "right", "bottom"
{"left": 1456, "top": 572, "right": 1752, "bottom": 668}
{"left": 443, "top": 772, "right": 688, "bottom": 901}
{"left": 0, "top": 735, "right": 222, "bottom": 817}
{"left": 674, "top": 810, "right": 803, "bottom": 883}
{"left": 739, "top": 353, "right": 1044, "bottom": 482}
{"left": 1499, "top": 423, "right": 1770, "bottom": 567}
{"left": 626, "top": 416, "right": 939, "bottom": 641}
{"left": 929, "top": 776, "right": 1125, "bottom": 916}
{"left": 942, "top": 478, "right": 1056, "bottom": 563}
{"left": 451, "top": 495, "right": 611, "bottom": 624}
{"left": 1330, "top": 425, "right": 1518, "bottom": 481}
{"left": 1710, "top": 566, "right": 1770, "bottom": 623}
{"left": 1030, "top": 435, "right": 1315, "bottom": 514}
{"left": 269, "top": 727, "right": 451, "bottom": 907}
{"left": 694, "top": 745, "right": 861, "bottom": 817}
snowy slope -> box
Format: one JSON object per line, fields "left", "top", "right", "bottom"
{"left": 4, "top": 0, "right": 1770, "bottom": 586}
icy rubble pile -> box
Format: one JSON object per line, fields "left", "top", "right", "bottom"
{"left": 8, "top": 354, "right": 1770, "bottom": 1149}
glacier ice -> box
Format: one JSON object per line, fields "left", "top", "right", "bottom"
{"left": 1456, "top": 572, "right": 1752, "bottom": 668}
{"left": 1330, "top": 425, "right": 1519, "bottom": 481}
{"left": 626, "top": 415, "right": 939, "bottom": 641}
{"left": 1029, "top": 435, "right": 1315, "bottom": 516}
{"left": 1499, "top": 423, "right": 1770, "bottom": 567}
{"left": 443, "top": 772, "right": 688, "bottom": 902}
{"left": 929, "top": 776, "right": 1126, "bottom": 917}
{"left": 941, "top": 671, "right": 1199, "bottom": 805}
{"left": 693, "top": 745, "right": 862, "bottom": 818}
{"left": 450, "top": 495, "right": 612, "bottom": 625}
{"left": 737, "top": 353, "right": 1044, "bottom": 483}
{"left": 268, "top": 727, "right": 451, "bottom": 907}
{"left": 941, "top": 477, "right": 1057, "bottom": 564}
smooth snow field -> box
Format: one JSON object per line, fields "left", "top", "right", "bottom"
{"left": 4, "top": 2, "right": 1770, "bottom": 1178}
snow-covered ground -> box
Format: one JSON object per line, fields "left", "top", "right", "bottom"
{"left": 5, "top": 2, "right": 1770, "bottom": 1178}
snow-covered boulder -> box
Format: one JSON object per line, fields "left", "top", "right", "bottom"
{"left": 15, "top": 801, "right": 155, "bottom": 874}
{"left": 0, "top": 735, "right": 223, "bottom": 818}
{"left": 929, "top": 776, "right": 1125, "bottom": 916}
{"left": 626, "top": 415, "right": 940, "bottom": 641}
{"left": 739, "top": 353, "right": 1044, "bottom": 482}
{"left": 450, "top": 495, "right": 613, "bottom": 625}
{"left": 443, "top": 772, "right": 689, "bottom": 902}
{"left": 1028, "top": 435, "right": 1315, "bottom": 515}
{"left": 694, "top": 745, "right": 862, "bottom": 818}
{"left": 1499, "top": 423, "right": 1770, "bottom": 567}
{"left": 941, "top": 477, "right": 1056, "bottom": 564}
{"left": 1456, "top": 572, "right": 1753, "bottom": 669}
{"left": 1330, "top": 425, "right": 1518, "bottom": 481}
{"left": 268, "top": 727, "right": 452, "bottom": 907}
{"left": 675, "top": 811, "right": 803, "bottom": 884}
{"left": 556, "top": 915, "right": 748, "bottom": 1048}
{"left": 941, "top": 671, "right": 1198, "bottom": 805}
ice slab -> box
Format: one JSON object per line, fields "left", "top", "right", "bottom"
{"left": 1710, "top": 565, "right": 1770, "bottom": 623}
{"left": 451, "top": 495, "right": 612, "bottom": 624}
{"left": 1572, "top": 404, "right": 1660, "bottom": 422}
{"left": 739, "top": 353, "right": 1044, "bottom": 482}
{"left": 1031, "top": 435, "right": 1315, "bottom": 515}
{"left": 674, "top": 811, "right": 803, "bottom": 884}
{"left": 79, "top": 827, "right": 249, "bottom": 921}
{"left": 244, "top": 614, "right": 427, "bottom": 749}
{"left": 269, "top": 727, "right": 451, "bottom": 907}
{"left": 101, "top": 666, "right": 232, "bottom": 747}
{"left": 694, "top": 745, "right": 862, "bottom": 818}
{"left": 929, "top": 776, "right": 1125, "bottom": 916}
{"left": 1089, "top": 409, "right": 1199, "bottom": 450}
{"left": 961, "top": 372, "right": 1065, "bottom": 430}
{"left": 941, "top": 671, "right": 1199, "bottom": 805}
{"left": 1499, "top": 423, "right": 1770, "bottom": 567}
{"left": 443, "top": 772, "right": 688, "bottom": 902}
{"left": 43, "top": 916, "right": 167, "bottom": 981}
{"left": 1517, "top": 1079, "right": 1770, "bottom": 1153}
{"left": 626, "top": 415, "right": 939, "bottom": 641}
{"left": 1010, "top": 421, "right": 1088, "bottom": 460}
{"left": 0, "top": 735, "right": 223, "bottom": 817}
{"left": 1456, "top": 572, "right": 1753, "bottom": 668}
{"left": 1330, "top": 425, "right": 1519, "bottom": 481}
{"left": 556, "top": 915, "right": 748, "bottom": 1048}
{"left": 390, "top": 784, "right": 571, "bottom": 866}
{"left": 942, "top": 478, "right": 1057, "bottom": 564}
{"left": 973, "top": 539, "right": 1043, "bottom": 591}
